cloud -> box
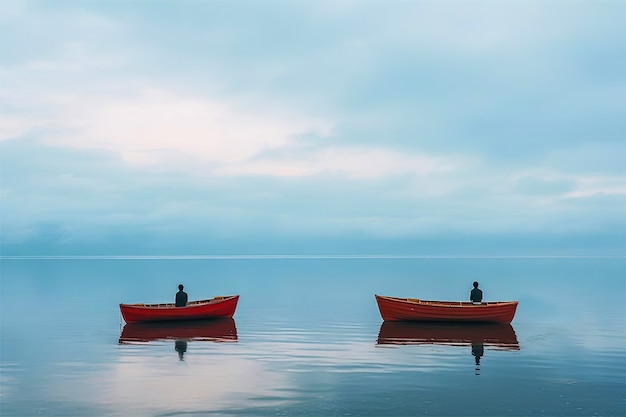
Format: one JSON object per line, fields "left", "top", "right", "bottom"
{"left": 0, "top": 69, "right": 464, "bottom": 180}
{"left": 0, "top": 0, "right": 624, "bottom": 254}
{"left": 49, "top": 88, "right": 333, "bottom": 167}
{"left": 216, "top": 146, "right": 463, "bottom": 179}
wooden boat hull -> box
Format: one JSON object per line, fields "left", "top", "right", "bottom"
{"left": 119, "top": 318, "right": 237, "bottom": 343}
{"left": 375, "top": 295, "right": 517, "bottom": 324}
{"left": 377, "top": 321, "right": 519, "bottom": 350}
{"left": 119, "top": 295, "right": 239, "bottom": 323}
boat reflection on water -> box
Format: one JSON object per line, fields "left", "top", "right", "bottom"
{"left": 119, "top": 318, "right": 237, "bottom": 360}
{"left": 377, "top": 321, "right": 519, "bottom": 373}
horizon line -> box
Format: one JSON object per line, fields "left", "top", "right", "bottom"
{"left": 0, "top": 254, "right": 623, "bottom": 260}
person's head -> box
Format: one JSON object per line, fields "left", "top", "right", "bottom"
{"left": 178, "top": 284, "right": 184, "bottom": 291}
{"left": 473, "top": 281, "right": 479, "bottom": 288}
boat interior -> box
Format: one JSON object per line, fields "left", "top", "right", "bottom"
{"left": 397, "top": 297, "right": 516, "bottom": 306}
{"left": 126, "top": 296, "right": 230, "bottom": 308}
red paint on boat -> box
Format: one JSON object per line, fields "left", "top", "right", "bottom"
{"left": 119, "top": 318, "right": 237, "bottom": 343}
{"left": 119, "top": 295, "right": 239, "bottom": 323}
{"left": 375, "top": 294, "right": 517, "bottom": 324}
{"left": 377, "top": 321, "right": 519, "bottom": 350}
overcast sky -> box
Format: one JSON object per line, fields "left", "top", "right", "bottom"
{"left": 1, "top": 0, "right": 624, "bottom": 255}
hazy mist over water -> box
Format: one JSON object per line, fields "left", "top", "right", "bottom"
{"left": 1, "top": 257, "right": 624, "bottom": 416}
{"left": 3, "top": 2, "right": 625, "bottom": 415}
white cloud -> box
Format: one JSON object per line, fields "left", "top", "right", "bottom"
{"left": 563, "top": 185, "right": 626, "bottom": 199}
{"left": 44, "top": 88, "right": 333, "bottom": 167}
{"left": 1, "top": 0, "right": 624, "bottom": 250}
{"left": 5, "top": 80, "right": 465, "bottom": 180}
{"left": 217, "top": 146, "right": 462, "bottom": 179}
{"left": 0, "top": 114, "right": 30, "bottom": 140}
{"left": 511, "top": 169, "right": 626, "bottom": 199}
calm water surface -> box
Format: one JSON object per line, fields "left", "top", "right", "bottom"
{"left": 1, "top": 257, "right": 624, "bottom": 416}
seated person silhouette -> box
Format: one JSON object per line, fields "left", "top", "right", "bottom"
{"left": 175, "top": 284, "right": 188, "bottom": 307}
{"left": 470, "top": 281, "right": 483, "bottom": 304}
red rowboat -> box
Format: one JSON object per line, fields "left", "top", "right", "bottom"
{"left": 119, "top": 318, "right": 238, "bottom": 343}
{"left": 119, "top": 295, "right": 239, "bottom": 323}
{"left": 375, "top": 295, "right": 517, "bottom": 324}
{"left": 377, "top": 321, "right": 519, "bottom": 350}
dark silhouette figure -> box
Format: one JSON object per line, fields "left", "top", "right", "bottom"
{"left": 470, "top": 281, "right": 483, "bottom": 303}
{"left": 472, "top": 342, "right": 484, "bottom": 365}
{"left": 472, "top": 341, "right": 484, "bottom": 375}
{"left": 175, "top": 284, "right": 188, "bottom": 307}
{"left": 175, "top": 340, "right": 187, "bottom": 360}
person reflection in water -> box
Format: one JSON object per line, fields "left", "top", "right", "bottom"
{"left": 472, "top": 341, "right": 484, "bottom": 375}
{"left": 472, "top": 342, "right": 484, "bottom": 365}
{"left": 175, "top": 340, "right": 187, "bottom": 361}
{"left": 175, "top": 284, "right": 188, "bottom": 307}
{"left": 470, "top": 281, "right": 483, "bottom": 304}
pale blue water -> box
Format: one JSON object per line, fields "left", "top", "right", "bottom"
{"left": 0, "top": 257, "right": 624, "bottom": 416}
